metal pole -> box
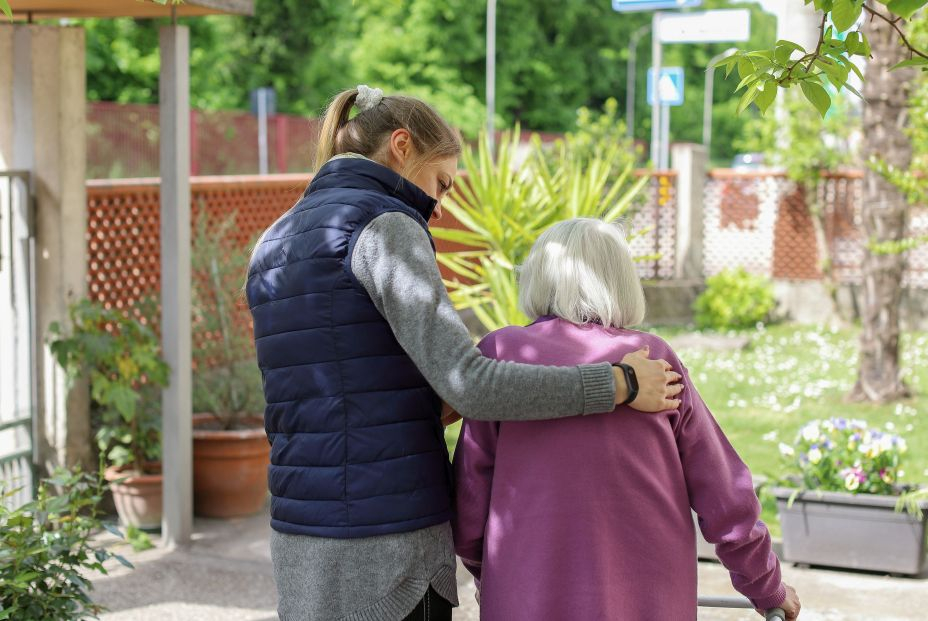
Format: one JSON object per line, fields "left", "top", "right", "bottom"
{"left": 649, "top": 12, "right": 662, "bottom": 167}
{"left": 258, "top": 89, "right": 268, "bottom": 175}
{"left": 626, "top": 24, "right": 649, "bottom": 140}
{"left": 486, "top": 0, "right": 497, "bottom": 157}
{"left": 703, "top": 67, "right": 714, "bottom": 150}
{"left": 703, "top": 48, "right": 738, "bottom": 159}
{"left": 659, "top": 103, "right": 670, "bottom": 170}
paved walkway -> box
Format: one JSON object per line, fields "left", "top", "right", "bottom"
{"left": 89, "top": 506, "right": 928, "bottom": 620}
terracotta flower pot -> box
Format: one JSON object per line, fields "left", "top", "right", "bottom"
{"left": 104, "top": 463, "right": 163, "bottom": 531}
{"left": 192, "top": 413, "right": 270, "bottom": 518}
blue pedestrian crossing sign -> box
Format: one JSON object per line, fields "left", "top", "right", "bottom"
{"left": 612, "top": 0, "right": 702, "bottom": 13}
{"left": 647, "top": 67, "right": 685, "bottom": 106}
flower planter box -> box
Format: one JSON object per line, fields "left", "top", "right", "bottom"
{"left": 771, "top": 487, "right": 928, "bottom": 575}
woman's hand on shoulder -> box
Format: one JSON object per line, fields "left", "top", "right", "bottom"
{"left": 619, "top": 346, "right": 683, "bottom": 412}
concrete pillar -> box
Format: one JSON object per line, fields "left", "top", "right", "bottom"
{"left": 159, "top": 25, "right": 193, "bottom": 547}
{"left": 671, "top": 143, "right": 707, "bottom": 281}
{"left": 0, "top": 24, "right": 90, "bottom": 477}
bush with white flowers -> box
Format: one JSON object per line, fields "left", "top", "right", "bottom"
{"left": 779, "top": 418, "right": 908, "bottom": 496}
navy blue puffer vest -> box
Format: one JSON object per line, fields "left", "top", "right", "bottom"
{"left": 246, "top": 157, "right": 453, "bottom": 538}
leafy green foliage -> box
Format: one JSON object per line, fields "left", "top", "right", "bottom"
{"left": 693, "top": 268, "right": 776, "bottom": 331}
{"left": 778, "top": 418, "right": 908, "bottom": 496}
{"left": 724, "top": 0, "right": 928, "bottom": 116}
{"left": 70, "top": 0, "right": 775, "bottom": 162}
{"left": 49, "top": 300, "right": 169, "bottom": 473}
{"left": 191, "top": 210, "right": 264, "bottom": 430}
{"left": 0, "top": 467, "right": 133, "bottom": 621}
{"left": 719, "top": 29, "right": 864, "bottom": 117}
{"left": 123, "top": 525, "right": 153, "bottom": 553}
{"left": 897, "top": 487, "right": 928, "bottom": 519}
{"left": 735, "top": 89, "right": 856, "bottom": 186}
{"left": 553, "top": 98, "right": 645, "bottom": 177}
{"left": 433, "top": 114, "right": 648, "bottom": 332}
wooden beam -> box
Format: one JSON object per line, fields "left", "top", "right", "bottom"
{"left": 8, "top": 0, "right": 253, "bottom": 19}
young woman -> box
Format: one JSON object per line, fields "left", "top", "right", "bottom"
{"left": 452, "top": 218, "right": 801, "bottom": 621}
{"left": 246, "top": 86, "right": 683, "bottom": 621}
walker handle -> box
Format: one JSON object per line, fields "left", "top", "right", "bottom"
{"left": 696, "top": 595, "right": 787, "bottom": 620}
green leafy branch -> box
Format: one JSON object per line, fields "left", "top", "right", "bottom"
{"left": 863, "top": 2, "right": 928, "bottom": 66}
{"left": 719, "top": 0, "right": 928, "bottom": 117}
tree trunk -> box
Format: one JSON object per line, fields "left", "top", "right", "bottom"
{"left": 850, "top": 7, "right": 917, "bottom": 402}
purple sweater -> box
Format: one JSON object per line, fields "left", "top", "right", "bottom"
{"left": 452, "top": 317, "right": 785, "bottom": 620}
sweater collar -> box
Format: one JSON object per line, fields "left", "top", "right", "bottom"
{"left": 307, "top": 156, "right": 438, "bottom": 222}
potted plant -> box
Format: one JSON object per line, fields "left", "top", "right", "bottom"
{"left": 771, "top": 417, "right": 928, "bottom": 574}
{"left": 191, "top": 210, "right": 269, "bottom": 518}
{"left": 49, "top": 299, "right": 169, "bottom": 530}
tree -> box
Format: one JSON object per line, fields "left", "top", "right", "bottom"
{"left": 726, "top": 1, "right": 927, "bottom": 403}
{"left": 850, "top": 10, "right": 920, "bottom": 402}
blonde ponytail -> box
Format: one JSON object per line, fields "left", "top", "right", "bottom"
{"left": 312, "top": 87, "right": 461, "bottom": 173}
{"left": 314, "top": 89, "right": 359, "bottom": 171}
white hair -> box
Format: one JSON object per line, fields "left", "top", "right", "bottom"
{"left": 518, "top": 218, "right": 646, "bottom": 328}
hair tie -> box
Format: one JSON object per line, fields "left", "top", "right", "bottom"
{"left": 355, "top": 85, "right": 384, "bottom": 112}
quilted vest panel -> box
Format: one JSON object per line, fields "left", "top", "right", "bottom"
{"left": 246, "top": 157, "right": 453, "bottom": 538}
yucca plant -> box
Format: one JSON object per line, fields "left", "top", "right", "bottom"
{"left": 432, "top": 126, "right": 650, "bottom": 332}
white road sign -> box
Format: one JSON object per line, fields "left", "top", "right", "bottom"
{"left": 659, "top": 9, "right": 751, "bottom": 44}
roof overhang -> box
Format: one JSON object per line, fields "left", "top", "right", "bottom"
{"left": 8, "top": 0, "right": 254, "bottom": 19}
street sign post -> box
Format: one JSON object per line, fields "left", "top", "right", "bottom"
{"left": 646, "top": 67, "right": 684, "bottom": 169}
{"left": 612, "top": 0, "right": 703, "bottom": 168}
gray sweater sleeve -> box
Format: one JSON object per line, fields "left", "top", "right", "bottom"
{"left": 350, "top": 211, "right": 616, "bottom": 421}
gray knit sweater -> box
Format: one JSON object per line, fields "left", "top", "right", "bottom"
{"left": 269, "top": 211, "right": 617, "bottom": 621}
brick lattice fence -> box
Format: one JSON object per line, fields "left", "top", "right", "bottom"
{"left": 85, "top": 168, "right": 928, "bottom": 335}
{"left": 704, "top": 169, "right": 928, "bottom": 288}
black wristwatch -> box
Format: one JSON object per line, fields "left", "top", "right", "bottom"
{"left": 613, "top": 362, "right": 639, "bottom": 406}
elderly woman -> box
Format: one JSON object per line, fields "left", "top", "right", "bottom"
{"left": 452, "top": 218, "right": 800, "bottom": 620}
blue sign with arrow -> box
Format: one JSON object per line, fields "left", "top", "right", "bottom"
{"left": 647, "top": 67, "right": 685, "bottom": 106}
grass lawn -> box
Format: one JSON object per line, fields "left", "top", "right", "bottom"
{"left": 444, "top": 323, "right": 928, "bottom": 537}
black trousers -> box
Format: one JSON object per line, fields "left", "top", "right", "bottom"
{"left": 401, "top": 586, "right": 452, "bottom": 621}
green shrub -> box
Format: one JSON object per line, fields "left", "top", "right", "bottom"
{"left": 432, "top": 126, "right": 648, "bottom": 332}
{"left": 0, "top": 468, "right": 133, "bottom": 621}
{"left": 693, "top": 268, "right": 775, "bottom": 331}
